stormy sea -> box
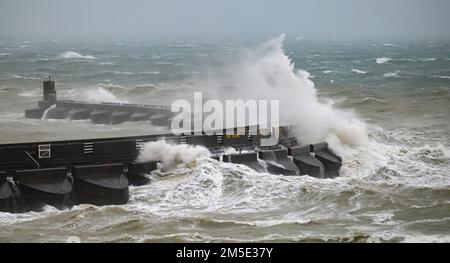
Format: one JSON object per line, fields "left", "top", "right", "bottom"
{"left": 0, "top": 35, "right": 449, "bottom": 242}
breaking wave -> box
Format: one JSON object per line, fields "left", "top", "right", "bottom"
{"left": 62, "top": 87, "right": 125, "bottom": 103}
{"left": 57, "top": 51, "right": 96, "bottom": 60}
{"left": 141, "top": 71, "right": 160, "bottom": 75}
{"left": 81, "top": 87, "right": 124, "bottom": 103}
{"left": 376, "top": 57, "right": 392, "bottom": 64}
{"left": 376, "top": 57, "right": 437, "bottom": 64}
{"left": 383, "top": 43, "right": 401, "bottom": 47}
{"left": 203, "top": 34, "right": 368, "bottom": 155}
{"left": 384, "top": 71, "right": 400, "bottom": 78}
{"left": 434, "top": 75, "right": 450, "bottom": 79}
{"left": 352, "top": 69, "right": 367, "bottom": 74}
{"left": 137, "top": 140, "right": 211, "bottom": 171}
{"left": 418, "top": 58, "right": 437, "bottom": 62}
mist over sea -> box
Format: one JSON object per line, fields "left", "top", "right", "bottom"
{"left": 0, "top": 36, "right": 449, "bottom": 242}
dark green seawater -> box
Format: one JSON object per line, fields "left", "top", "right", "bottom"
{"left": 0, "top": 37, "right": 449, "bottom": 242}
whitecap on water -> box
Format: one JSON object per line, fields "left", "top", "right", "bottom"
{"left": 57, "top": 51, "right": 96, "bottom": 60}
{"left": 352, "top": 69, "right": 367, "bottom": 74}
{"left": 434, "top": 75, "right": 450, "bottom": 79}
{"left": 383, "top": 71, "right": 400, "bottom": 78}
{"left": 99, "top": 62, "right": 114, "bottom": 66}
{"left": 376, "top": 57, "right": 392, "bottom": 64}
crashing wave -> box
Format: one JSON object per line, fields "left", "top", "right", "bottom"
{"left": 61, "top": 87, "right": 125, "bottom": 103}
{"left": 199, "top": 34, "right": 368, "bottom": 156}
{"left": 137, "top": 140, "right": 211, "bottom": 171}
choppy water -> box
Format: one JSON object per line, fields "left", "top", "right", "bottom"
{"left": 0, "top": 37, "right": 449, "bottom": 242}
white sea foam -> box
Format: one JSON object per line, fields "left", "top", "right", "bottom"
{"left": 376, "top": 57, "right": 392, "bottom": 64}
{"left": 141, "top": 71, "right": 160, "bottom": 75}
{"left": 41, "top": 104, "right": 56, "bottom": 120}
{"left": 77, "top": 87, "right": 124, "bottom": 103}
{"left": 383, "top": 71, "right": 400, "bottom": 78}
{"left": 419, "top": 58, "right": 437, "bottom": 62}
{"left": 175, "top": 43, "right": 196, "bottom": 48}
{"left": 434, "top": 75, "right": 450, "bottom": 79}
{"left": 113, "top": 71, "right": 134, "bottom": 75}
{"left": 57, "top": 51, "right": 96, "bottom": 60}
{"left": 383, "top": 43, "right": 401, "bottom": 47}
{"left": 352, "top": 69, "right": 367, "bottom": 74}
{"left": 137, "top": 140, "right": 211, "bottom": 170}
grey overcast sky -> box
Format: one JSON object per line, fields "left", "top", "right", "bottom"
{"left": 0, "top": 0, "right": 449, "bottom": 40}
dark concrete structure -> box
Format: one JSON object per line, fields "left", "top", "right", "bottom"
{"left": 111, "top": 111, "right": 133, "bottom": 124}
{"left": 259, "top": 148, "right": 299, "bottom": 175}
{"left": 24, "top": 79, "right": 173, "bottom": 127}
{"left": 130, "top": 112, "right": 151, "bottom": 121}
{"left": 223, "top": 152, "right": 267, "bottom": 173}
{"left": 14, "top": 167, "right": 73, "bottom": 211}
{"left": 45, "top": 107, "right": 70, "bottom": 119}
{"left": 24, "top": 108, "right": 46, "bottom": 119}
{"left": 0, "top": 171, "right": 13, "bottom": 212}
{"left": 288, "top": 146, "right": 325, "bottom": 178}
{"left": 69, "top": 108, "right": 92, "bottom": 120}
{"left": 311, "top": 143, "right": 342, "bottom": 178}
{"left": 127, "top": 161, "right": 157, "bottom": 186}
{"left": 72, "top": 164, "right": 129, "bottom": 206}
{"left": 90, "top": 109, "right": 113, "bottom": 124}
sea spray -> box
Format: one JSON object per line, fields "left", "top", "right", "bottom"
{"left": 201, "top": 34, "right": 368, "bottom": 156}
{"left": 41, "top": 104, "right": 56, "bottom": 120}
{"left": 137, "top": 140, "right": 211, "bottom": 171}
{"left": 78, "top": 87, "right": 125, "bottom": 103}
